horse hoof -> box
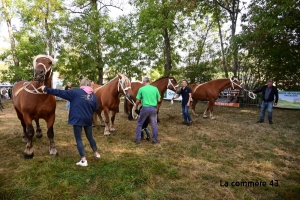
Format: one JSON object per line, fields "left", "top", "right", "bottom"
{"left": 50, "top": 149, "right": 58, "bottom": 155}
{"left": 36, "top": 134, "right": 43, "bottom": 139}
{"left": 101, "top": 124, "right": 105, "bottom": 127}
{"left": 50, "top": 152, "right": 59, "bottom": 156}
{"left": 22, "top": 137, "right": 28, "bottom": 143}
{"left": 24, "top": 152, "right": 34, "bottom": 159}
{"left": 211, "top": 118, "right": 216, "bottom": 120}
{"left": 203, "top": 116, "right": 208, "bottom": 119}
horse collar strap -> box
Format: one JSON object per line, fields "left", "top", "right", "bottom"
{"left": 167, "top": 78, "right": 179, "bottom": 90}
{"left": 23, "top": 82, "right": 46, "bottom": 95}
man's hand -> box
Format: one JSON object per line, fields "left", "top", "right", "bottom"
{"left": 274, "top": 103, "right": 277, "bottom": 106}
{"left": 40, "top": 86, "right": 45, "bottom": 91}
{"left": 187, "top": 102, "right": 190, "bottom": 106}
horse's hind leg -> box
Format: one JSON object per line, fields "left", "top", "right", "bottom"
{"left": 46, "top": 115, "right": 58, "bottom": 155}
{"left": 35, "top": 119, "right": 42, "bottom": 138}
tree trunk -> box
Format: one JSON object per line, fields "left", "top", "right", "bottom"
{"left": 215, "top": 10, "right": 228, "bottom": 78}
{"left": 92, "top": 0, "right": 104, "bottom": 84}
{"left": 45, "top": 0, "right": 53, "bottom": 55}
{"left": 2, "top": 0, "right": 19, "bottom": 68}
{"left": 163, "top": 27, "right": 172, "bottom": 76}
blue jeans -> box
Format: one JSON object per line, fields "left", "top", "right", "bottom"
{"left": 73, "top": 125, "right": 97, "bottom": 158}
{"left": 66, "top": 101, "right": 70, "bottom": 110}
{"left": 135, "top": 107, "right": 158, "bottom": 142}
{"left": 182, "top": 105, "right": 192, "bottom": 123}
{"left": 260, "top": 101, "right": 274, "bottom": 121}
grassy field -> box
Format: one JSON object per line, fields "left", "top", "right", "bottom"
{"left": 0, "top": 100, "right": 299, "bottom": 200}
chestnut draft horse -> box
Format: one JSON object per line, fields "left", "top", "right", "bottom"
{"left": 190, "top": 78, "right": 244, "bottom": 120}
{"left": 92, "top": 74, "right": 135, "bottom": 136}
{"left": 124, "top": 76, "right": 179, "bottom": 121}
{"left": 12, "top": 55, "right": 57, "bottom": 158}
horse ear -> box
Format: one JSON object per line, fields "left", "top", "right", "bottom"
{"left": 51, "top": 54, "right": 55, "bottom": 59}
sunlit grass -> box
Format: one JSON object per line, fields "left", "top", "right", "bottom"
{"left": 0, "top": 100, "right": 299, "bottom": 199}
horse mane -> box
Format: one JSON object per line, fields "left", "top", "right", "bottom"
{"left": 33, "top": 55, "right": 56, "bottom": 68}
{"left": 153, "top": 75, "right": 177, "bottom": 83}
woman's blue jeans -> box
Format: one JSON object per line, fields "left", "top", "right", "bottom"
{"left": 73, "top": 125, "right": 97, "bottom": 158}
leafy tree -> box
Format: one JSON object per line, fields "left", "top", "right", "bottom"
{"left": 238, "top": 0, "right": 300, "bottom": 90}
{"left": 131, "top": 0, "right": 186, "bottom": 75}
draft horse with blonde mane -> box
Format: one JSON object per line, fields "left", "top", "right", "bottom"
{"left": 92, "top": 74, "right": 135, "bottom": 136}
{"left": 190, "top": 78, "right": 244, "bottom": 120}
{"left": 124, "top": 75, "right": 179, "bottom": 121}
{"left": 12, "top": 55, "right": 58, "bottom": 158}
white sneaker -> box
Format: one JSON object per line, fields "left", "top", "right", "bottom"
{"left": 76, "top": 160, "right": 88, "bottom": 167}
{"left": 95, "top": 153, "right": 101, "bottom": 158}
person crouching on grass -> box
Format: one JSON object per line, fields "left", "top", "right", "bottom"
{"left": 41, "top": 78, "right": 100, "bottom": 167}
{"left": 135, "top": 106, "right": 151, "bottom": 141}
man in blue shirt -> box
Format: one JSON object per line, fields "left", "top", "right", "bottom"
{"left": 172, "top": 80, "right": 192, "bottom": 126}
{"left": 252, "top": 80, "right": 279, "bottom": 124}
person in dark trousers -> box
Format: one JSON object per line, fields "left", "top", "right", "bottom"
{"left": 251, "top": 80, "right": 279, "bottom": 124}
{"left": 135, "top": 106, "right": 151, "bottom": 141}
{"left": 172, "top": 80, "right": 192, "bottom": 126}
{"left": 41, "top": 78, "right": 100, "bottom": 167}
{"left": 134, "top": 77, "right": 161, "bottom": 144}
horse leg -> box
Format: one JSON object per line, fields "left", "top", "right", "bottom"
{"left": 46, "top": 115, "right": 58, "bottom": 155}
{"left": 92, "top": 112, "right": 98, "bottom": 126}
{"left": 203, "top": 102, "right": 209, "bottom": 119}
{"left": 98, "top": 110, "right": 105, "bottom": 127}
{"left": 127, "top": 101, "right": 134, "bottom": 121}
{"left": 103, "top": 108, "right": 110, "bottom": 136}
{"left": 109, "top": 110, "right": 118, "bottom": 132}
{"left": 15, "top": 108, "right": 28, "bottom": 142}
{"left": 35, "top": 119, "right": 42, "bottom": 138}
{"left": 209, "top": 100, "right": 216, "bottom": 120}
{"left": 23, "top": 115, "right": 34, "bottom": 159}
{"left": 191, "top": 99, "right": 199, "bottom": 117}
{"left": 157, "top": 102, "right": 162, "bottom": 123}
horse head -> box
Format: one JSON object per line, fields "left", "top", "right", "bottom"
{"left": 33, "top": 55, "right": 55, "bottom": 83}
{"left": 167, "top": 76, "right": 180, "bottom": 92}
{"left": 230, "top": 77, "right": 244, "bottom": 90}
{"left": 117, "top": 73, "right": 135, "bottom": 104}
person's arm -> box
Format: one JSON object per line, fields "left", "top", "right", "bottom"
{"left": 187, "top": 92, "right": 192, "bottom": 106}
{"left": 172, "top": 94, "right": 180, "bottom": 100}
{"left": 252, "top": 86, "right": 264, "bottom": 94}
{"left": 274, "top": 87, "right": 279, "bottom": 105}
{"left": 41, "top": 86, "right": 73, "bottom": 101}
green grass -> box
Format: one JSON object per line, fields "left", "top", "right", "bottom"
{"left": 0, "top": 100, "right": 299, "bottom": 200}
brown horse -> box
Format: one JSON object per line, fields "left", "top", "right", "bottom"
{"left": 124, "top": 76, "right": 179, "bottom": 121}
{"left": 92, "top": 74, "right": 135, "bottom": 135}
{"left": 189, "top": 78, "right": 244, "bottom": 120}
{"left": 12, "top": 55, "right": 57, "bottom": 158}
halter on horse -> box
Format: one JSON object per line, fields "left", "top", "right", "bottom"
{"left": 124, "top": 76, "right": 179, "bottom": 120}
{"left": 12, "top": 55, "right": 57, "bottom": 158}
{"left": 93, "top": 74, "right": 135, "bottom": 135}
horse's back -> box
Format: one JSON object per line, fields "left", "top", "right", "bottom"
{"left": 190, "top": 82, "right": 214, "bottom": 101}
{"left": 131, "top": 82, "right": 143, "bottom": 100}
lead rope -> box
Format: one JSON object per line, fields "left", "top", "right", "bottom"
{"left": 230, "top": 78, "right": 257, "bottom": 99}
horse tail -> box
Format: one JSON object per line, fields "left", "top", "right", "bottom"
{"left": 124, "top": 98, "right": 128, "bottom": 114}
{"left": 92, "top": 112, "right": 98, "bottom": 126}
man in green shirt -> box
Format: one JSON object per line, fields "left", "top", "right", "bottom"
{"left": 135, "top": 77, "right": 161, "bottom": 144}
